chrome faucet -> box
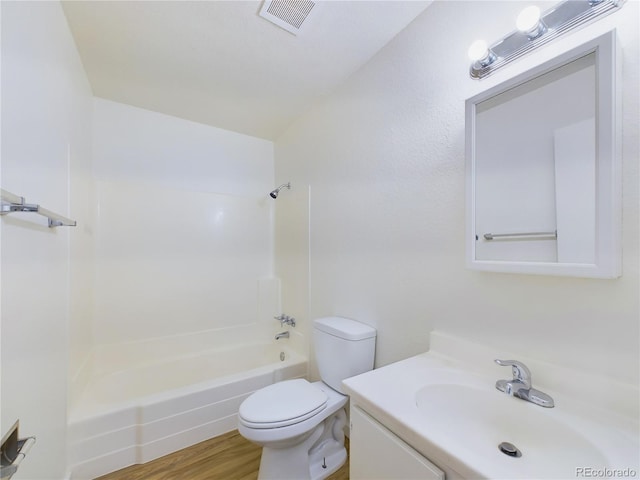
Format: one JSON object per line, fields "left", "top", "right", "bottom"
{"left": 495, "top": 359, "right": 554, "bottom": 408}
{"left": 275, "top": 331, "right": 290, "bottom": 340}
{"left": 274, "top": 314, "right": 296, "bottom": 328}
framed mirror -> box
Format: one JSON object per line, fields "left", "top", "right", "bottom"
{"left": 465, "top": 30, "right": 621, "bottom": 278}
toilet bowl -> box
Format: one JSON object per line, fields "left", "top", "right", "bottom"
{"left": 239, "top": 380, "right": 348, "bottom": 479}
{"left": 237, "top": 316, "right": 376, "bottom": 480}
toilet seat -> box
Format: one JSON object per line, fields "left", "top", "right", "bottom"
{"left": 239, "top": 379, "right": 328, "bottom": 429}
{"left": 238, "top": 380, "right": 349, "bottom": 447}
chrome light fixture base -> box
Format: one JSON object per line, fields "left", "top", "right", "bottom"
{"left": 469, "top": 0, "right": 625, "bottom": 79}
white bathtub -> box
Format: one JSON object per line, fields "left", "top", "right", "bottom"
{"left": 68, "top": 342, "right": 307, "bottom": 479}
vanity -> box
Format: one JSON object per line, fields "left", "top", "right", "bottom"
{"left": 342, "top": 331, "right": 639, "bottom": 480}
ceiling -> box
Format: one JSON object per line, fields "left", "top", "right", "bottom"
{"left": 62, "top": 1, "right": 432, "bottom": 140}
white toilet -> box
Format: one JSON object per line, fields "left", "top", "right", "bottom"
{"left": 238, "top": 316, "right": 376, "bottom": 480}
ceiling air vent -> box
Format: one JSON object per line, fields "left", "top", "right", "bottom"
{"left": 259, "top": 0, "right": 317, "bottom": 35}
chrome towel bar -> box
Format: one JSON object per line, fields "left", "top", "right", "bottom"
{"left": 0, "top": 188, "right": 76, "bottom": 228}
{"left": 483, "top": 230, "right": 557, "bottom": 240}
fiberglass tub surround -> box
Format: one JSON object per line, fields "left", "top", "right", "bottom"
{"left": 342, "top": 331, "right": 639, "bottom": 480}
{"left": 68, "top": 329, "right": 307, "bottom": 480}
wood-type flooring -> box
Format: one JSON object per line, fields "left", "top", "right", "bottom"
{"left": 97, "top": 430, "right": 349, "bottom": 480}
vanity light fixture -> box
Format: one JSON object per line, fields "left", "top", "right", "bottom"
{"left": 468, "top": 0, "right": 625, "bottom": 79}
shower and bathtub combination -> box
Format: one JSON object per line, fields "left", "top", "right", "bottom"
{"left": 67, "top": 182, "right": 300, "bottom": 479}
{"left": 68, "top": 326, "right": 306, "bottom": 479}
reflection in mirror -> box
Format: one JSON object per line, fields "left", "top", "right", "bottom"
{"left": 466, "top": 30, "right": 621, "bottom": 278}
{"left": 475, "top": 53, "right": 595, "bottom": 264}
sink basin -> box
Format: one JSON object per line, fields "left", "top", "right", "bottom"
{"left": 343, "top": 340, "right": 639, "bottom": 480}
{"left": 415, "top": 383, "right": 610, "bottom": 478}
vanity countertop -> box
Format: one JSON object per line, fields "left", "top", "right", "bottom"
{"left": 342, "top": 332, "right": 639, "bottom": 480}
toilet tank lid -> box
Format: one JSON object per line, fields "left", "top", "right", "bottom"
{"left": 314, "top": 316, "right": 376, "bottom": 341}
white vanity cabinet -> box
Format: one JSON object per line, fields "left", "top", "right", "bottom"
{"left": 349, "top": 406, "right": 445, "bottom": 480}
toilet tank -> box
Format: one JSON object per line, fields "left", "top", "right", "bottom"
{"left": 313, "top": 317, "right": 376, "bottom": 394}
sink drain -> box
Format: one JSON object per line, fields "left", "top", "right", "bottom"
{"left": 498, "top": 442, "right": 522, "bottom": 458}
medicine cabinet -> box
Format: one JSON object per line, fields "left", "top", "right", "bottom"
{"left": 465, "top": 30, "right": 621, "bottom": 278}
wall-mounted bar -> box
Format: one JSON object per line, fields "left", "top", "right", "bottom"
{"left": 483, "top": 231, "right": 557, "bottom": 241}
{"left": 0, "top": 188, "right": 76, "bottom": 228}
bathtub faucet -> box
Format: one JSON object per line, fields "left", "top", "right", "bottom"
{"left": 274, "top": 314, "right": 296, "bottom": 328}
{"left": 275, "top": 331, "right": 290, "bottom": 340}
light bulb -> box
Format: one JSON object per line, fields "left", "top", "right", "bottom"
{"left": 468, "top": 39, "right": 496, "bottom": 69}
{"left": 516, "top": 6, "right": 541, "bottom": 33}
{"left": 468, "top": 40, "right": 489, "bottom": 62}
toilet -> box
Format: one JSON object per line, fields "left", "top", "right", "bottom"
{"left": 238, "top": 316, "right": 376, "bottom": 480}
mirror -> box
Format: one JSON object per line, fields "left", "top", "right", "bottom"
{"left": 466, "top": 30, "right": 621, "bottom": 278}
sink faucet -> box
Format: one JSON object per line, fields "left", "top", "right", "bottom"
{"left": 275, "top": 331, "right": 290, "bottom": 340}
{"left": 495, "top": 359, "right": 554, "bottom": 408}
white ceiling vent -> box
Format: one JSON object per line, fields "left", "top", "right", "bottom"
{"left": 259, "top": 0, "right": 317, "bottom": 35}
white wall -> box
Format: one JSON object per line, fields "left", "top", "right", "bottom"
{"left": 0, "top": 1, "right": 93, "bottom": 478}
{"left": 275, "top": 1, "right": 639, "bottom": 385}
{"left": 92, "top": 99, "right": 277, "bottom": 346}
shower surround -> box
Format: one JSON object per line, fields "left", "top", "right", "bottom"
{"left": 65, "top": 98, "right": 301, "bottom": 477}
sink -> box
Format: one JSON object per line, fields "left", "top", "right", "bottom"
{"left": 342, "top": 338, "right": 639, "bottom": 480}
{"left": 415, "top": 383, "right": 610, "bottom": 478}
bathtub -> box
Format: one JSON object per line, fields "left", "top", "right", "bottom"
{"left": 68, "top": 342, "right": 307, "bottom": 479}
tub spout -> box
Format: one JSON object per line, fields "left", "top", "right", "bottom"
{"left": 275, "top": 331, "right": 290, "bottom": 340}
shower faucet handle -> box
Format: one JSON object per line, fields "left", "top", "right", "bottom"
{"left": 273, "top": 314, "right": 296, "bottom": 327}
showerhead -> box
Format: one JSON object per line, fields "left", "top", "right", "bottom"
{"left": 269, "top": 182, "right": 291, "bottom": 199}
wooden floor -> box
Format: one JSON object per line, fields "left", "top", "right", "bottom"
{"left": 97, "top": 430, "right": 349, "bottom": 480}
